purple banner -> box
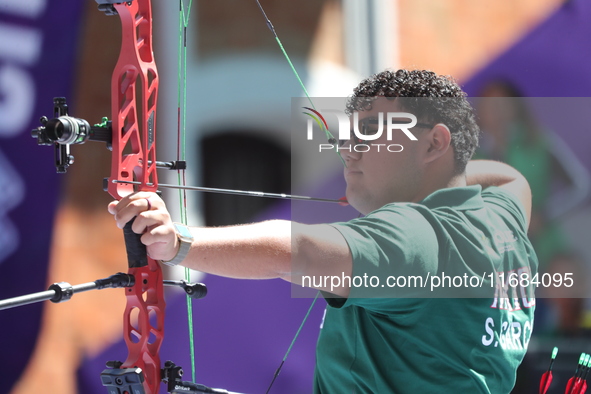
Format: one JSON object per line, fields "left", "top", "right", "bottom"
{"left": 0, "top": 0, "right": 84, "bottom": 391}
{"left": 463, "top": 0, "right": 591, "bottom": 180}
{"left": 463, "top": 0, "right": 591, "bottom": 98}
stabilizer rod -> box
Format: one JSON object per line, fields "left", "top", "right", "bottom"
{"left": 0, "top": 272, "right": 135, "bottom": 311}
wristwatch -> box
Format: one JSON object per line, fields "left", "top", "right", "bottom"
{"left": 161, "top": 223, "right": 193, "bottom": 267}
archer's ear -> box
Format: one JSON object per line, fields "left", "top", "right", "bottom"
{"left": 423, "top": 123, "right": 452, "bottom": 164}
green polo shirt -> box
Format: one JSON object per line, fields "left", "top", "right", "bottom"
{"left": 314, "top": 185, "right": 538, "bottom": 393}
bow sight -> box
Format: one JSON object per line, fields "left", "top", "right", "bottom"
{"left": 31, "top": 97, "right": 112, "bottom": 173}
{"left": 32, "top": 97, "right": 186, "bottom": 175}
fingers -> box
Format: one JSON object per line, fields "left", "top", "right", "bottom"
{"left": 109, "top": 192, "right": 167, "bottom": 229}
{"left": 108, "top": 192, "right": 180, "bottom": 262}
{"left": 142, "top": 224, "right": 178, "bottom": 261}
{"left": 107, "top": 200, "right": 118, "bottom": 214}
{"left": 132, "top": 209, "right": 172, "bottom": 235}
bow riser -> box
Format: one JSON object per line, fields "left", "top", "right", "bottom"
{"left": 109, "top": 0, "right": 159, "bottom": 199}
{"left": 109, "top": 2, "right": 164, "bottom": 393}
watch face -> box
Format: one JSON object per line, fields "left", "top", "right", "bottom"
{"left": 174, "top": 223, "right": 193, "bottom": 239}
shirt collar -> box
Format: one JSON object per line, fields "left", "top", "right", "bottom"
{"left": 419, "top": 185, "right": 484, "bottom": 211}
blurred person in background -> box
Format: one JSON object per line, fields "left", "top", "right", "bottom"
{"left": 476, "top": 80, "right": 590, "bottom": 270}
{"left": 476, "top": 80, "right": 591, "bottom": 337}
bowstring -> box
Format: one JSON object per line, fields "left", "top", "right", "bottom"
{"left": 265, "top": 292, "right": 319, "bottom": 394}
{"left": 178, "top": 0, "right": 196, "bottom": 384}
{"left": 254, "top": 0, "right": 345, "bottom": 166}
{"left": 255, "top": 1, "right": 344, "bottom": 391}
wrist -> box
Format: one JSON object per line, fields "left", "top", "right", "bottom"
{"left": 161, "top": 223, "right": 193, "bottom": 267}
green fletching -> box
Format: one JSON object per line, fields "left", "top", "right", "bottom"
{"left": 303, "top": 112, "right": 326, "bottom": 132}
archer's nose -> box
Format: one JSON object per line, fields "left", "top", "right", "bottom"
{"left": 339, "top": 143, "right": 362, "bottom": 164}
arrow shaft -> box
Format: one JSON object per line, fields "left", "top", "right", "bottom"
{"left": 112, "top": 179, "right": 346, "bottom": 203}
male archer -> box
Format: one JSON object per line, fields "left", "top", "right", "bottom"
{"left": 109, "top": 69, "right": 538, "bottom": 392}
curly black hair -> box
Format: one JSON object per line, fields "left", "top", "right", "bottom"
{"left": 346, "top": 69, "right": 480, "bottom": 173}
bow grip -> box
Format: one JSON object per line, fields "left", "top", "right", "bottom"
{"left": 123, "top": 218, "right": 148, "bottom": 268}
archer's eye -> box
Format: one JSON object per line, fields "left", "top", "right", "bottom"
{"left": 358, "top": 117, "right": 384, "bottom": 135}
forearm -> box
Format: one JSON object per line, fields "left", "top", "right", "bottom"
{"left": 182, "top": 220, "right": 293, "bottom": 280}
{"left": 180, "top": 220, "right": 352, "bottom": 296}
{"left": 108, "top": 193, "right": 352, "bottom": 295}
{"left": 466, "top": 160, "right": 524, "bottom": 188}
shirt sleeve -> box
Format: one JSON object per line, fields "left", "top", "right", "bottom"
{"left": 481, "top": 186, "right": 528, "bottom": 233}
{"left": 327, "top": 204, "right": 439, "bottom": 312}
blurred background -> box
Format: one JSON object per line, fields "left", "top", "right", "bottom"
{"left": 1, "top": 0, "right": 591, "bottom": 393}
